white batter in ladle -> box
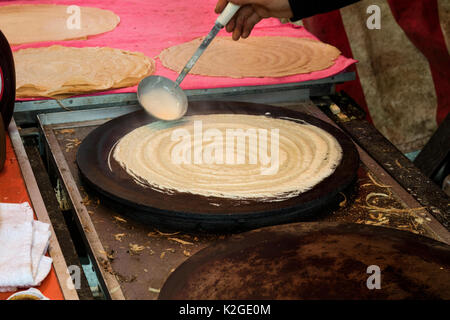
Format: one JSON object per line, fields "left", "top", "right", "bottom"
{"left": 137, "top": 3, "right": 241, "bottom": 121}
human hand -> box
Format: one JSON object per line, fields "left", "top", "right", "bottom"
{"left": 215, "top": 0, "right": 293, "bottom": 40}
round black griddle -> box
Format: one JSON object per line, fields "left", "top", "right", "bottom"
{"left": 159, "top": 222, "right": 450, "bottom": 300}
{"left": 77, "top": 101, "right": 359, "bottom": 232}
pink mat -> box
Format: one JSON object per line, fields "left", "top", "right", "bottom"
{"left": 4, "top": 0, "right": 357, "bottom": 99}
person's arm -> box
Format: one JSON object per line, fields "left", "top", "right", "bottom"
{"left": 215, "top": 0, "right": 359, "bottom": 40}
{"left": 215, "top": 0, "right": 293, "bottom": 40}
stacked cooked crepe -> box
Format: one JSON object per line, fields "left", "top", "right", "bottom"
{"left": 14, "top": 46, "right": 154, "bottom": 99}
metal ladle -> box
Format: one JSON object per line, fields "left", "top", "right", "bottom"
{"left": 137, "top": 3, "right": 241, "bottom": 120}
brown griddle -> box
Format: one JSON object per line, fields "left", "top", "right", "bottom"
{"left": 159, "top": 222, "right": 450, "bottom": 300}
{"left": 76, "top": 101, "right": 359, "bottom": 232}
{"left": 0, "top": 30, "right": 15, "bottom": 129}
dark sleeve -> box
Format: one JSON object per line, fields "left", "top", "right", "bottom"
{"left": 288, "top": 0, "right": 361, "bottom": 21}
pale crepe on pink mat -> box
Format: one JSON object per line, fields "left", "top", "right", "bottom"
{"left": 159, "top": 36, "right": 342, "bottom": 78}
{"left": 0, "top": 4, "right": 119, "bottom": 45}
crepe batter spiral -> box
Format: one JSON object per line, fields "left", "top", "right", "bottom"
{"left": 112, "top": 114, "right": 343, "bottom": 201}
{"left": 159, "top": 36, "right": 341, "bottom": 78}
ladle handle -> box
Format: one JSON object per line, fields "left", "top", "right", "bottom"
{"left": 175, "top": 3, "right": 241, "bottom": 86}
{"left": 216, "top": 3, "right": 241, "bottom": 27}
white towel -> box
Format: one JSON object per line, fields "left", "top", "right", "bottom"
{"left": 0, "top": 202, "right": 34, "bottom": 223}
{"left": 34, "top": 256, "right": 53, "bottom": 286}
{"left": 31, "top": 221, "right": 51, "bottom": 279}
{"left": 0, "top": 220, "right": 34, "bottom": 288}
{"left": 0, "top": 202, "right": 53, "bottom": 292}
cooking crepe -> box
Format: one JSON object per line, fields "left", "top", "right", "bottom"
{"left": 0, "top": 4, "right": 119, "bottom": 45}
{"left": 159, "top": 36, "right": 342, "bottom": 78}
{"left": 113, "top": 114, "right": 342, "bottom": 201}
{"left": 14, "top": 45, "right": 155, "bottom": 99}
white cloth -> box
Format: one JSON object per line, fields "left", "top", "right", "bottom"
{"left": 0, "top": 202, "right": 53, "bottom": 292}
{"left": 31, "top": 221, "right": 51, "bottom": 279}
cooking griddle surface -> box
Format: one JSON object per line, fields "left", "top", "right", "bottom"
{"left": 77, "top": 101, "right": 359, "bottom": 232}
{"left": 159, "top": 222, "right": 450, "bottom": 300}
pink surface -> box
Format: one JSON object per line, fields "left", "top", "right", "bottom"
{"left": 4, "top": 0, "right": 357, "bottom": 99}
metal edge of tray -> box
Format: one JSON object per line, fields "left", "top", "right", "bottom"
{"left": 8, "top": 118, "right": 79, "bottom": 300}
{"left": 14, "top": 72, "right": 355, "bottom": 126}
{"left": 37, "top": 116, "right": 125, "bottom": 300}
{"left": 38, "top": 105, "right": 140, "bottom": 126}
{"left": 358, "top": 147, "right": 450, "bottom": 245}
{"left": 298, "top": 106, "right": 450, "bottom": 245}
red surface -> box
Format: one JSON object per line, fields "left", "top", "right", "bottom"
{"left": 387, "top": 0, "right": 450, "bottom": 125}
{"left": 2, "top": 0, "right": 356, "bottom": 100}
{"left": 0, "top": 133, "right": 64, "bottom": 300}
